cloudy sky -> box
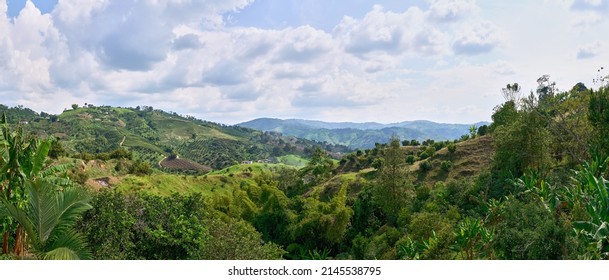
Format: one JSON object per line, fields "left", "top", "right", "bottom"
{"left": 0, "top": 0, "right": 607, "bottom": 124}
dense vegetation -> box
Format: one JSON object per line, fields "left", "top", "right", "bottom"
{"left": 2, "top": 73, "right": 609, "bottom": 260}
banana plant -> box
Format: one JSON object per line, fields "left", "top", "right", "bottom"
{"left": 451, "top": 217, "right": 494, "bottom": 260}
{"left": 516, "top": 170, "right": 561, "bottom": 216}
{"left": 567, "top": 158, "right": 609, "bottom": 259}
{"left": 1, "top": 112, "right": 75, "bottom": 257}
{"left": 397, "top": 237, "right": 422, "bottom": 260}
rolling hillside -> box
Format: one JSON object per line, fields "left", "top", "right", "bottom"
{"left": 238, "top": 118, "right": 489, "bottom": 149}
{"left": 1, "top": 104, "right": 348, "bottom": 170}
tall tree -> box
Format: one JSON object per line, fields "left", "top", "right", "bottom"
{"left": 375, "top": 136, "right": 412, "bottom": 225}
{"left": 589, "top": 86, "right": 609, "bottom": 158}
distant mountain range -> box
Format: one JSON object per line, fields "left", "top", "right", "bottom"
{"left": 238, "top": 118, "right": 490, "bottom": 149}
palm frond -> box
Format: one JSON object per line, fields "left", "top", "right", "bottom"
{"left": 44, "top": 229, "right": 92, "bottom": 260}
{"left": 26, "top": 180, "right": 59, "bottom": 243}
{"left": 43, "top": 247, "right": 81, "bottom": 260}
{"left": 53, "top": 187, "right": 92, "bottom": 233}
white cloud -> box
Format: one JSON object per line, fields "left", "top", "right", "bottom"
{"left": 452, "top": 21, "right": 503, "bottom": 55}
{"left": 569, "top": 0, "right": 609, "bottom": 26}
{"left": 426, "top": 0, "right": 479, "bottom": 22}
{"left": 570, "top": 0, "right": 609, "bottom": 12}
{"left": 576, "top": 42, "right": 602, "bottom": 59}
{"left": 0, "top": 0, "right": 535, "bottom": 125}
{"left": 334, "top": 5, "right": 449, "bottom": 58}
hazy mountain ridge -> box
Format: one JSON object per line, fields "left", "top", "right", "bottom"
{"left": 238, "top": 118, "right": 490, "bottom": 149}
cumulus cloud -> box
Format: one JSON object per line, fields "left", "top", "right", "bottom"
{"left": 272, "top": 26, "right": 334, "bottom": 64}
{"left": 426, "top": 0, "right": 479, "bottom": 22}
{"left": 172, "top": 34, "right": 204, "bottom": 51}
{"left": 569, "top": 0, "right": 609, "bottom": 26}
{"left": 452, "top": 21, "right": 503, "bottom": 55}
{"left": 335, "top": 5, "right": 449, "bottom": 57}
{"left": 202, "top": 60, "right": 250, "bottom": 86}
{"left": 576, "top": 42, "right": 602, "bottom": 59}
{"left": 0, "top": 0, "right": 509, "bottom": 124}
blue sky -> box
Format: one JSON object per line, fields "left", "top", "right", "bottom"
{"left": 6, "top": 0, "right": 56, "bottom": 16}
{"left": 1, "top": 0, "right": 608, "bottom": 124}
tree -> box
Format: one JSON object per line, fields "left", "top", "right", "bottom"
{"left": 477, "top": 125, "right": 488, "bottom": 136}
{"left": 300, "top": 148, "right": 334, "bottom": 184}
{"left": 536, "top": 75, "right": 556, "bottom": 100}
{"left": 291, "top": 184, "right": 353, "bottom": 252}
{"left": 489, "top": 101, "right": 518, "bottom": 132}
{"left": 78, "top": 191, "right": 211, "bottom": 260}
{"left": 589, "top": 86, "right": 609, "bottom": 158}
{"left": 47, "top": 137, "right": 66, "bottom": 159}
{"left": 493, "top": 110, "right": 550, "bottom": 180}
{"left": 493, "top": 199, "right": 565, "bottom": 259}
{"left": 375, "top": 136, "right": 412, "bottom": 225}
{"left": 469, "top": 125, "right": 477, "bottom": 139}
{"left": 202, "top": 217, "right": 285, "bottom": 259}
{"left": 71, "top": 104, "right": 79, "bottom": 110}
{"left": 501, "top": 83, "right": 521, "bottom": 103}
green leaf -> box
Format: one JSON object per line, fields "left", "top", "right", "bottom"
{"left": 573, "top": 221, "right": 596, "bottom": 233}
{"left": 593, "top": 222, "right": 609, "bottom": 241}
{"left": 31, "top": 139, "right": 51, "bottom": 178}
{"left": 44, "top": 247, "right": 81, "bottom": 260}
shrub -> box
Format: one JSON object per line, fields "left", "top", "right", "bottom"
{"left": 447, "top": 143, "right": 456, "bottom": 154}
{"left": 406, "top": 155, "right": 416, "bottom": 164}
{"left": 129, "top": 160, "right": 153, "bottom": 175}
{"left": 440, "top": 160, "right": 452, "bottom": 172}
{"left": 419, "top": 160, "right": 433, "bottom": 172}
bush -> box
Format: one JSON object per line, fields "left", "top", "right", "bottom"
{"left": 111, "top": 148, "right": 133, "bottom": 160}
{"left": 70, "top": 169, "right": 89, "bottom": 185}
{"left": 447, "top": 143, "right": 456, "bottom": 154}
{"left": 493, "top": 199, "right": 566, "bottom": 259}
{"left": 405, "top": 155, "right": 416, "bottom": 164}
{"left": 129, "top": 160, "right": 153, "bottom": 175}
{"left": 419, "top": 151, "right": 429, "bottom": 160}
{"left": 440, "top": 160, "right": 452, "bottom": 172}
{"left": 419, "top": 160, "right": 433, "bottom": 172}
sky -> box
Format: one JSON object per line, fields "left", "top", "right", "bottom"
{"left": 0, "top": 0, "right": 608, "bottom": 125}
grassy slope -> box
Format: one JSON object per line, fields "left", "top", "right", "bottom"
{"left": 83, "top": 160, "right": 296, "bottom": 197}
{"left": 315, "top": 136, "right": 494, "bottom": 200}
{"left": 411, "top": 135, "right": 494, "bottom": 186}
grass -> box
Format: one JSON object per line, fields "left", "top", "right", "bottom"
{"left": 411, "top": 135, "right": 494, "bottom": 186}
{"left": 276, "top": 154, "right": 309, "bottom": 168}
{"left": 114, "top": 173, "right": 234, "bottom": 196}
{"left": 122, "top": 134, "right": 165, "bottom": 154}
{"left": 151, "top": 115, "right": 237, "bottom": 141}
{"left": 208, "top": 162, "right": 290, "bottom": 176}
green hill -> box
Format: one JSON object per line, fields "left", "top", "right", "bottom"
{"left": 1, "top": 104, "right": 348, "bottom": 170}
